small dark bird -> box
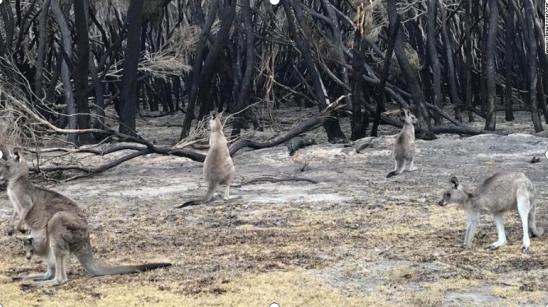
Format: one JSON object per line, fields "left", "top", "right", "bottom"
{"left": 530, "top": 157, "right": 541, "bottom": 164}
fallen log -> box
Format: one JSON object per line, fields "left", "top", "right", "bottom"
{"left": 229, "top": 115, "right": 329, "bottom": 156}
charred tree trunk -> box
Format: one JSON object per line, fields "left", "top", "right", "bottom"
{"left": 231, "top": 0, "right": 255, "bottom": 137}
{"left": 370, "top": 14, "right": 400, "bottom": 137}
{"left": 484, "top": 0, "right": 498, "bottom": 131}
{"left": 387, "top": 0, "right": 435, "bottom": 139}
{"left": 181, "top": 0, "right": 236, "bottom": 139}
{"left": 320, "top": 0, "right": 349, "bottom": 89}
{"left": 51, "top": 0, "right": 77, "bottom": 143}
{"left": 284, "top": 0, "right": 346, "bottom": 143}
{"left": 34, "top": 0, "right": 51, "bottom": 97}
{"left": 90, "top": 56, "right": 106, "bottom": 132}
{"left": 440, "top": 1, "right": 461, "bottom": 122}
{"left": 0, "top": 1, "right": 15, "bottom": 54}
{"left": 538, "top": 73, "right": 548, "bottom": 123}
{"left": 464, "top": 0, "right": 474, "bottom": 122}
{"left": 426, "top": 0, "right": 441, "bottom": 125}
{"left": 533, "top": 6, "right": 548, "bottom": 124}
{"left": 350, "top": 36, "right": 368, "bottom": 140}
{"left": 119, "top": 0, "right": 145, "bottom": 135}
{"left": 503, "top": 0, "right": 514, "bottom": 121}
{"left": 74, "top": 0, "right": 93, "bottom": 144}
{"left": 523, "top": 0, "right": 543, "bottom": 132}
{"left": 180, "top": 0, "right": 219, "bottom": 139}
{"left": 195, "top": 0, "right": 236, "bottom": 118}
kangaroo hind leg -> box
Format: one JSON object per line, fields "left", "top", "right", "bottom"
{"left": 387, "top": 159, "right": 405, "bottom": 178}
{"left": 517, "top": 189, "right": 532, "bottom": 253}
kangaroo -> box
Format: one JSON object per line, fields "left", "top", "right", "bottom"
{"left": 438, "top": 173, "right": 543, "bottom": 252}
{"left": 23, "top": 236, "right": 38, "bottom": 260}
{"left": 0, "top": 150, "right": 171, "bottom": 286}
{"left": 22, "top": 230, "right": 48, "bottom": 261}
{"left": 386, "top": 108, "right": 418, "bottom": 178}
{"left": 201, "top": 113, "right": 235, "bottom": 202}
{"left": 20, "top": 227, "right": 171, "bottom": 284}
{"left": 177, "top": 114, "right": 236, "bottom": 208}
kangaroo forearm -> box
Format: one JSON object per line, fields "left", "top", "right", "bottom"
{"left": 16, "top": 208, "right": 31, "bottom": 232}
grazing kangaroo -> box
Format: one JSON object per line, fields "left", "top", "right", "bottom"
{"left": 0, "top": 150, "right": 171, "bottom": 286}
{"left": 438, "top": 173, "right": 543, "bottom": 252}
{"left": 386, "top": 109, "right": 418, "bottom": 178}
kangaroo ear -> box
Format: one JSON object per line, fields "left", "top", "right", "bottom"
{"left": 449, "top": 176, "right": 459, "bottom": 189}
{"left": 14, "top": 150, "right": 24, "bottom": 163}
{"left": 404, "top": 108, "right": 413, "bottom": 117}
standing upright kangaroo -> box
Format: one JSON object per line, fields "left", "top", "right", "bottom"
{"left": 0, "top": 150, "right": 171, "bottom": 286}
{"left": 202, "top": 113, "right": 236, "bottom": 202}
{"left": 387, "top": 108, "right": 418, "bottom": 178}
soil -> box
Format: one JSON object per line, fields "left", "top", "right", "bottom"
{"left": 0, "top": 110, "right": 547, "bottom": 306}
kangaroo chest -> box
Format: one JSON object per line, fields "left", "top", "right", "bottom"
{"left": 7, "top": 187, "right": 24, "bottom": 215}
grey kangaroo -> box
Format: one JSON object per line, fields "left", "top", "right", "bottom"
{"left": 438, "top": 173, "right": 543, "bottom": 252}
{"left": 387, "top": 108, "right": 418, "bottom": 178}
{"left": 203, "top": 113, "right": 236, "bottom": 201}
{"left": 178, "top": 113, "right": 236, "bottom": 208}
{"left": 0, "top": 150, "right": 171, "bottom": 286}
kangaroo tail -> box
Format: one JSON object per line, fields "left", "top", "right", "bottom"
{"left": 76, "top": 241, "right": 171, "bottom": 276}
{"left": 528, "top": 202, "right": 544, "bottom": 237}
{"left": 532, "top": 226, "right": 545, "bottom": 237}
{"left": 83, "top": 262, "right": 172, "bottom": 277}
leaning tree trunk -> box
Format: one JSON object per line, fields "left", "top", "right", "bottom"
{"left": 523, "top": 0, "right": 543, "bottom": 132}
{"left": 484, "top": 0, "right": 498, "bottom": 131}
{"left": 387, "top": 0, "right": 435, "bottom": 139}
{"left": 51, "top": 0, "right": 77, "bottom": 144}
{"left": 180, "top": 0, "right": 219, "bottom": 139}
{"left": 284, "top": 0, "right": 346, "bottom": 143}
{"left": 440, "top": 1, "right": 461, "bottom": 122}
{"left": 119, "top": 0, "right": 145, "bottom": 135}
{"left": 195, "top": 0, "right": 236, "bottom": 119}
{"left": 371, "top": 14, "right": 400, "bottom": 137}
{"left": 319, "top": 0, "right": 356, "bottom": 139}
{"left": 231, "top": 0, "right": 255, "bottom": 137}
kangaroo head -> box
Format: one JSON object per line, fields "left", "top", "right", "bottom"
{"left": 382, "top": 108, "right": 417, "bottom": 125}
{"left": 209, "top": 112, "right": 223, "bottom": 133}
{"left": 22, "top": 237, "right": 34, "bottom": 260}
{"left": 402, "top": 109, "right": 418, "bottom": 125}
{"left": 438, "top": 176, "right": 470, "bottom": 207}
{"left": 0, "top": 149, "right": 28, "bottom": 182}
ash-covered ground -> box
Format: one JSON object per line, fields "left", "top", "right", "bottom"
{"left": 0, "top": 110, "right": 547, "bottom": 306}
